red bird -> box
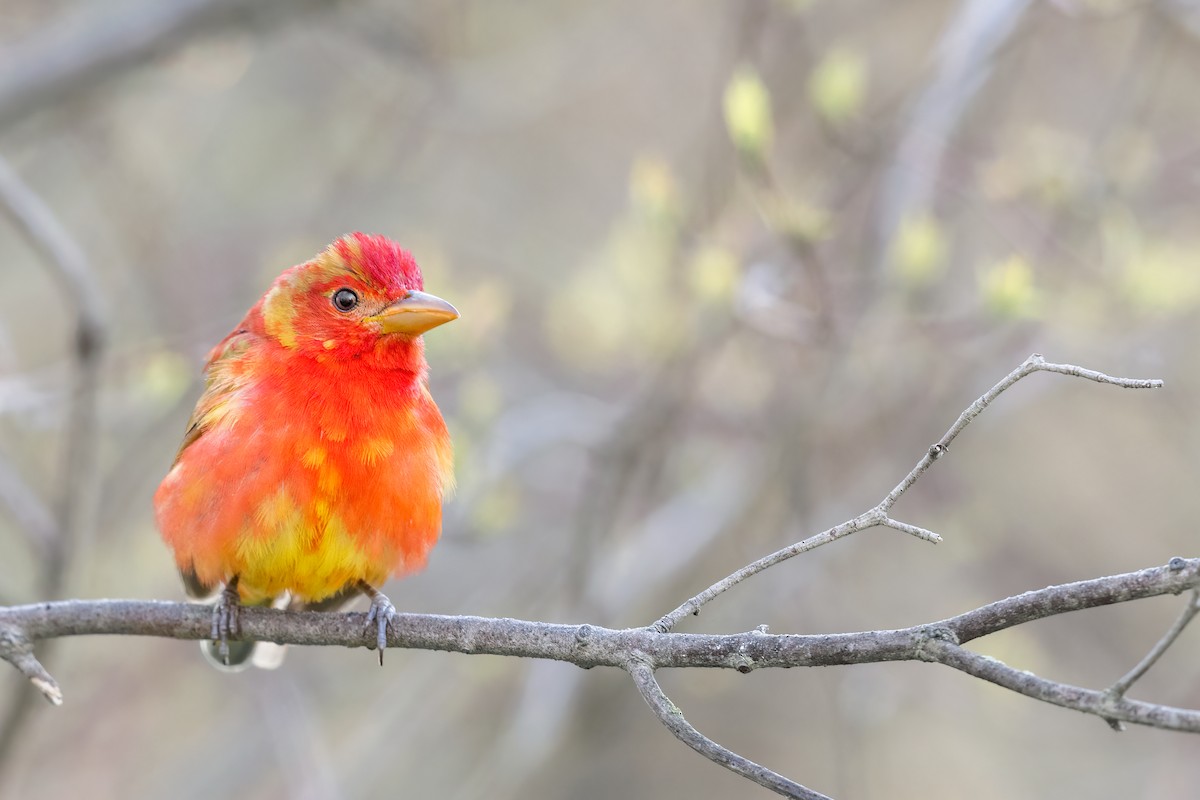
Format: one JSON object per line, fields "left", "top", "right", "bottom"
{"left": 154, "top": 233, "right": 457, "bottom": 668}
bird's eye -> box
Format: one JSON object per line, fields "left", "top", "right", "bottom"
{"left": 332, "top": 288, "right": 359, "bottom": 312}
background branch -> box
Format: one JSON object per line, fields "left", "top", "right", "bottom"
{"left": 0, "top": 453, "right": 56, "bottom": 559}
{"left": 0, "top": 0, "right": 341, "bottom": 129}
{"left": 0, "top": 155, "right": 109, "bottom": 772}
{"left": 0, "top": 155, "right": 106, "bottom": 593}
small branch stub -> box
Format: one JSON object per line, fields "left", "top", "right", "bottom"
{"left": 0, "top": 626, "right": 62, "bottom": 706}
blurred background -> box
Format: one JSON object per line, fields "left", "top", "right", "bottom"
{"left": 1, "top": 0, "right": 1198, "bottom": 797}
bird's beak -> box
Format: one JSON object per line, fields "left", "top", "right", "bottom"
{"left": 369, "top": 290, "right": 459, "bottom": 336}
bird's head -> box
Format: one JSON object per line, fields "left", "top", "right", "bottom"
{"left": 259, "top": 233, "right": 458, "bottom": 368}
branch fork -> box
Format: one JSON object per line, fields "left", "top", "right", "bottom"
{"left": 0, "top": 625, "right": 61, "bottom": 706}
{"left": 0, "top": 356, "right": 1174, "bottom": 800}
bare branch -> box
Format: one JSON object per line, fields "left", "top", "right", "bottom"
{"left": 922, "top": 637, "right": 1200, "bottom": 732}
{"left": 879, "top": 517, "right": 942, "bottom": 541}
{"left": 944, "top": 556, "right": 1197, "bottom": 643}
{"left": 653, "top": 355, "right": 1163, "bottom": 632}
{"left": 868, "top": 0, "right": 1033, "bottom": 278}
{"left": 652, "top": 515, "right": 874, "bottom": 632}
{"left": 627, "top": 660, "right": 827, "bottom": 800}
{"left": 878, "top": 354, "right": 1164, "bottom": 512}
{"left": 0, "top": 562, "right": 1193, "bottom": 796}
{"left": 1107, "top": 589, "right": 1200, "bottom": 701}
{"left": 0, "top": 155, "right": 107, "bottom": 593}
{"left": 0, "top": 558, "right": 1195, "bottom": 701}
{"left": 0, "top": 158, "right": 105, "bottom": 343}
{"left": 0, "top": 154, "right": 109, "bottom": 770}
{"left": 0, "top": 451, "right": 56, "bottom": 559}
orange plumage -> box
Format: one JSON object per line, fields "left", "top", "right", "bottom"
{"left": 154, "top": 233, "right": 457, "bottom": 667}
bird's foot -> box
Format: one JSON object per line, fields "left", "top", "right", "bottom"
{"left": 360, "top": 583, "right": 397, "bottom": 666}
{"left": 211, "top": 577, "right": 242, "bottom": 666}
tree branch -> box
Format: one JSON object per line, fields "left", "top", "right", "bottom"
{"left": 1102, "top": 588, "right": 1200, "bottom": 729}
{"left": 0, "top": 558, "right": 1194, "bottom": 699}
{"left": 0, "top": 560, "right": 1196, "bottom": 799}
{"left": 922, "top": 637, "right": 1200, "bottom": 732}
{"left": 0, "top": 354, "right": 1175, "bottom": 799}
{"left": 652, "top": 354, "right": 1163, "bottom": 632}
{"left": 627, "top": 660, "right": 828, "bottom": 800}
{"left": 0, "top": 451, "right": 56, "bottom": 560}
{"left": 0, "top": 155, "right": 107, "bottom": 589}
{"left": 0, "top": 153, "right": 110, "bottom": 771}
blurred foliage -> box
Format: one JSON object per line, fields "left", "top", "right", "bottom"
{"left": 980, "top": 255, "right": 1040, "bottom": 319}
{"left": 724, "top": 65, "right": 774, "bottom": 163}
{"left": 2, "top": 1, "right": 1200, "bottom": 799}
{"left": 891, "top": 212, "right": 948, "bottom": 286}
{"left": 807, "top": 45, "right": 868, "bottom": 125}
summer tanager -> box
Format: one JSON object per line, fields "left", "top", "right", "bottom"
{"left": 154, "top": 233, "right": 457, "bottom": 669}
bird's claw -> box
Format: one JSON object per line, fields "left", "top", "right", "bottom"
{"left": 211, "top": 578, "right": 242, "bottom": 666}
{"left": 363, "top": 588, "right": 397, "bottom": 665}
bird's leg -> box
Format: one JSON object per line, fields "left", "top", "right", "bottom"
{"left": 211, "top": 575, "right": 242, "bottom": 666}
{"left": 359, "top": 582, "right": 397, "bottom": 665}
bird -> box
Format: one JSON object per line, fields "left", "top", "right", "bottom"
{"left": 154, "top": 232, "right": 457, "bottom": 670}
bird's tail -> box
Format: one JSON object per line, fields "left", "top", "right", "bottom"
{"left": 181, "top": 566, "right": 289, "bottom": 672}
{"left": 184, "top": 572, "right": 369, "bottom": 671}
{"left": 201, "top": 585, "right": 367, "bottom": 671}
{"left": 288, "top": 583, "right": 364, "bottom": 613}
{"left": 201, "top": 637, "right": 257, "bottom": 672}
{"left": 199, "top": 594, "right": 285, "bottom": 672}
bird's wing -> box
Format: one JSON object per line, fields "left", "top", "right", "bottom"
{"left": 171, "top": 328, "right": 257, "bottom": 466}
{"left": 171, "top": 328, "right": 261, "bottom": 599}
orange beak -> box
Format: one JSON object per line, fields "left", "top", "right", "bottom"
{"left": 368, "top": 290, "right": 459, "bottom": 336}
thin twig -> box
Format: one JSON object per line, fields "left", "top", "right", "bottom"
{"left": 0, "top": 154, "right": 108, "bottom": 771}
{"left": 879, "top": 517, "right": 941, "bottom": 541}
{"left": 627, "top": 660, "right": 828, "bottom": 800}
{"left": 0, "top": 156, "right": 106, "bottom": 592}
{"left": 653, "top": 355, "right": 1163, "bottom": 632}
{"left": 0, "top": 451, "right": 57, "bottom": 559}
{"left": 1107, "top": 589, "right": 1200, "bottom": 700}
{"left": 921, "top": 637, "right": 1200, "bottom": 732}
{"left": 0, "top": 159, "right": 106, "bottom": 349}
{"left": 653, "top": 515, "right": 874, "bottom": 632}
{"left": 877, "top": 354, "right": 1163, "bottom": 512}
